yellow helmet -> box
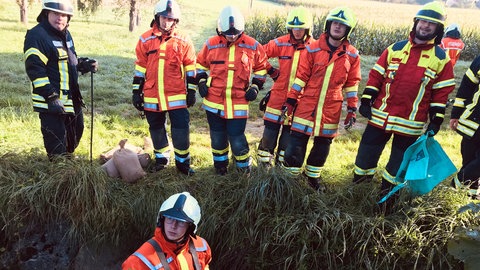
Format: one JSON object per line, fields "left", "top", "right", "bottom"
{"left": 286, "top": 7, "right": 313, "bottom": 31}
{"left": 324, "top": 7, "right": 357, "bottom": 40}
{"left": 414, "top": 1, "right": 446, "bottom": 26}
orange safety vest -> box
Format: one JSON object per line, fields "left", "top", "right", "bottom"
{"left": 287, "top": 33, "right": 361, "bottom": 137}
{"left": 262, "top": 34, "right": 315, "bottom": 125}
{"left": 196, "top": 34, "right": 267, "bottom": 119}
{"left": 133, "top": 25, "right": 196, "bottom": 112}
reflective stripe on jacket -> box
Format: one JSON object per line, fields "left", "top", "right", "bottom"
{"left": 262, "top": 34, "right": 315, "bottom": 125}
{"left": 366, "top": 32, "right": 455, "bottom": 136}
{"left": 24, "top": 20, "right": 79, "bottom": 114}
{"left": 196, "top": 34, "right": 267, "bottom": 119}
{"left": 134, "top": 25, "right": 196, "bottom": 112}
{"left": 451, "top": 55, "right": 480, "bottom": 138}
{"left": 287, "top": 33, "right": 361, "bottom": 137}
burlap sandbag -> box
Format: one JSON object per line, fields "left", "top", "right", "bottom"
{"left": 101, "top": 158, "right": 120, "bottom": 178}
{"left": 138, "top": 153, "right": 151, "bottom": 168}
{"left": 113, "top": 139, "right": 146, "bottom": 183}
{"left": 100, "top": 141, "right": 144, "bottom": 164}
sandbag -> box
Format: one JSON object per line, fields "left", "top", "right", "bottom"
{"left": 100, "top": 142, "right": 143, "bottom": 164}
{"left": 101, "top": 158, "right": 120, "bottom": 178}
{"left": 138, "top": 153, "right": 151, "bottom": 168}
{"left": 113, "top": 139, "right": 146, "bottom": 183}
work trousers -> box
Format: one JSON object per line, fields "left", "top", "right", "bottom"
{"left": 39, "top": 106, "right": 84, "bottom": 160}
{"left": 354, "top": 124, "right": 418, "bottom": 184}
{"left": 206, "top": 111, "right": 250, "bottom": 170}
{"left": 457, "top": 132, "right": 480, "bottom": 189}
{"left": 258, "top": 120, "right": 291, "bottom": 165}
{"left": 145, "top": 109, "right": 190, "bottom": 167}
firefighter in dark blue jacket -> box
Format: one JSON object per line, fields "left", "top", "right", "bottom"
{"left": 23, "top": 0, "right": 97, "bottom": 160}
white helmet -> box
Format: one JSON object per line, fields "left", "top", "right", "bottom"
{"left": 217, "top": 6, "right": 245, "bottom": 36}
{"left": 42, "top": 0, "right": 74, "bottom": 16}
{"left": 154, "top": 0, "right": 181, "bottom": 20}
{"left": 157, "top": 192, "right": 201, "bottom": 234}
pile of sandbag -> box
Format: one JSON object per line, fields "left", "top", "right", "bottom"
{"left": 101, "top": 138, "right": 152, "bottom": 183}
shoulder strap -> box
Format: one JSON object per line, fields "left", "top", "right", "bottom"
{"left": 147, "top": 238, "right": 171, "bottom": 270}
{"left": 188, "top": 239, "right": 202, "bottom": 270}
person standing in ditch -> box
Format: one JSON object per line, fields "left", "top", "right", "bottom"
{"left": 122, "top": 192, "right": 212, "bottom": 269}
{"left": 281, "top": 7, "right": 361, "bottom": 190}
{"left": 196, "top": 5, "right": 267, "bottom": 175}
{"left": 352, "top": 2, "right": 455, "bottom": 212}
{"left": 449, "top": 54, "right": 480, "bottom": 200}
{"left": 23, "top": 0, "right": 97, "bottom": 161}
{"left": 131, "top": 0, "right": 197, "bottom": 175}
{"left": 257, "top": 7, "right": 316, "bottom": 167}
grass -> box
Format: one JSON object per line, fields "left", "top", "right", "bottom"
{"left": 1, "top": 0, "right": 480, "bottom": 268}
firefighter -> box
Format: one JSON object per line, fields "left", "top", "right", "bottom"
{"left": 122, "top": 192, "right": 212, "bottom": 269}
{"left": 282, "top": 7, "right": 361, "bottom": 190}
{"left": 352, "top": 2, "right": 455, "bottom": 212}
{"left": 257, "top": 7, "right": 316, "bottom": 167}
{"left": 196, "top": 6, "right": 268, "bottom": 175}
{"left": 23, "top": 0, "right": 97, "bottom": 161}
{"left": 132, "top": 0, "right": 197, "bottom": 175}
{"left": 440, "top": 23, "right": 465, "bottom": 67}
{"left": 450, "top": 55, "right": 480, "bottom": 200}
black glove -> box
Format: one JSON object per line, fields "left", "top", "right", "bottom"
{"left": 267, "top": 67, "right": 280, "bottom": 82}
{"left": 281, "top": 97, "right": 297, "bottom": 119}
{"left": 77, "top": 57, "right": 98, "bottom": 74}
{"left": 132, "top": 92, "right": 144, "bottom": 111}
{"left": 186, "top": 89, "right": 196, "bottom": 107}
{"left": 425, "top": 122, "right": 440, "bottom": 136}
{"left": 198, "top": 78, "right": 208, "bottom": 98}
{"left": 245, "top": 84, "right": 259, "bottom": 101}
{"left": 359, "top": 99, "right": 372, "bottom": 120}
{"left": 259, "top": 90, "right": 271, "bottom": 112}
{"left": 46, "top": 93, "right": 66, "bottom": 114}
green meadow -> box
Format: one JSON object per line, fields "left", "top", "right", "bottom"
{"left": 1, "top": 0, "right": 480, "bottom": 268}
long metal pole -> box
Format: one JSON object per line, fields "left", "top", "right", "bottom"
{"left": 90, "top": 71, "right": 94, "bottom": 164}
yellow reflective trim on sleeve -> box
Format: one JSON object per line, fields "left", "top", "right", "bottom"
{"left": 24, "top": 48, "right": 48, "bottom": 64}
{"left": 293, "top": 77, "right": 306, "bottom": 88}
{"left": 185, "top": 64, "right": 195, "bottom": 72}
{"left": 372, "top": 63, "right": 385, "bottom": 76}
{"left": 135, "top": 64, "right": 146, "bottom": 74}
{"left": 344, "top": 85, "right": 358, "bottom": 93}
{"left": 32, "top": 77, "right": 50, "bottom": 88}
{"left": 466, "top": 69, "right": 479, "bottom": 84}
{"left": 253, "top": 69, "right": 267, "bottom": 76}
{"left": 196, "top": 64, "right": 209, "bottom": 72}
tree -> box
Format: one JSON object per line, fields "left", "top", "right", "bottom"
{"left": 129, "top": 0, "right": 140, "bottom": 32}
{"left": 16, "top": 0, "right": 28, "bottom": 25}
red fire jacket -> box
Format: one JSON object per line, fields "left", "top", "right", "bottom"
{"left": 196, "top": 34, "right": 267, "bottom": 119}
{"left": 133, "top": 25, "right": 196, "bottom": 112}
{"left": 262, "top": 34, "right": 315, "bottom": 125}
{"left": 287, "top": 33, "right": 361, "bottom": 137}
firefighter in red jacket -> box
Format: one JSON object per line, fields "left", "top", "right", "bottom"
{"left": 440, "top": 23, "right": 465, "bottom": 67}
{"left": 352, "top": 2, "right": 455, "bottom": 211}
{"left": 132, "top": 0, "right": 197, "bottom": 175}
{"left": 122, "top": 192, "right": 212, "bottom": 270}
{"left": 282, "top": 7, "right": 361, "bottom": 190}
{"left": 257, "top": 7, "right": 315, "bottom": 167}
{"left": 450, "top": 55, "right": 480, "bottom": 200}
{"left": 196, "top": 6, "right": 267, "bottom": 175}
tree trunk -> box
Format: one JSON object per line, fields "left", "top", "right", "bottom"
{"left": 129, "top": 0, "right": 139, "bottom": 32}
{"left": 18, "top": 0, "right": 28, "bottom": 25}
